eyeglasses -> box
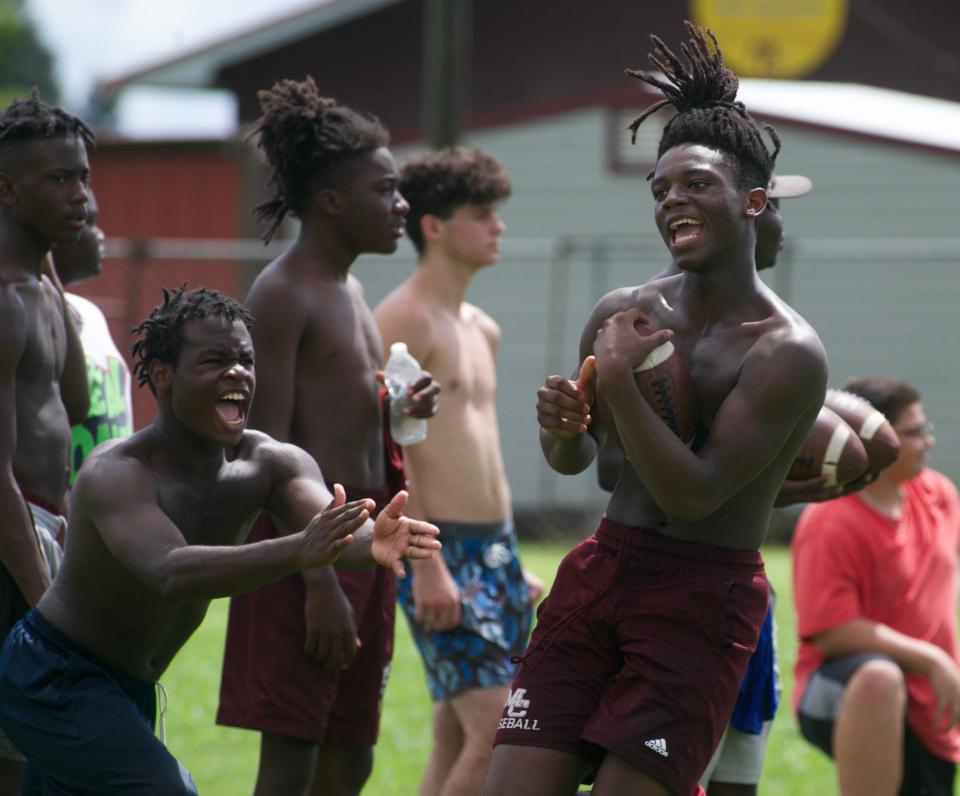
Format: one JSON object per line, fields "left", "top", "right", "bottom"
{"left": 897, "top": 422, "right": 935, "bottom": 439}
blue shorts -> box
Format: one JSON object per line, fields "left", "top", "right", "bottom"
{"left": 0, "top": 609, "right": 197, "bottom": 795}
{"left": 397, "top": 519, "right": 532, "bottom": 700}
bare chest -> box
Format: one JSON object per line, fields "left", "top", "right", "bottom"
{"left": 431, "top": 318, "right": 497, "bottom": 405}
{"left": 301, "top": 291, "right": 383, "bottom": 376}
{"left": 17, "top": 283, "right": 66, "bottom": 386}
{"left": 672, "top": 324, "right": 760, "bottom": 427}
{"left": 154, "top": 466, "right": 267, "bottom": 546}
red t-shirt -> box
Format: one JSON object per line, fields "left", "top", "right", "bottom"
{"left": 792, "top": 468, "right": 960, "bottom": 761}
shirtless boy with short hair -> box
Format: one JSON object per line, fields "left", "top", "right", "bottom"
{"left": 376, "top": 146, "right": 541, "bottom": 795}
{"left": 0, "top": 90, "right": 92, "bottom": 789}
{"left": 0, "top": 285, "right": 440, "bottom": 794}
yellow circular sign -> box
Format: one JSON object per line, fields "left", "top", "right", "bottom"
{"left": 690, "top": 0, "right": 848, "bottom": 78}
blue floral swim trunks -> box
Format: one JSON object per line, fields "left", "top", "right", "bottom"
{"left": 397, "top": 519, "right": 533, "bottom": 700}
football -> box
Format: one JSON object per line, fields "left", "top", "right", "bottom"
{"left": 824, "top": 388, "right": 901, "bottom": 475}
{"left": 789, "top": 405, "right": 869, "bottom": 488}
{"left": 633, "top": 341, "right": 698, "bottom": 443}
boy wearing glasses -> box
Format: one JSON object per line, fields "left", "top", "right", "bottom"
{"left": 792, "top": 375, "right": 960, "bottom": 796}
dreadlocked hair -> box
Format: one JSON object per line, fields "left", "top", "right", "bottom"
{"left": 624, "top": 21, "right": 780, "bottom": 191}
{"left": 251, "top": 76, "right": 389, "bottom": 243}
{"left": 0, "top": 88, "right": 95, "bottom": 153}
{"left": 131, "top": 285, "right": 254, "bottom": 395}
{"left": 400, "top": 146, "right": 512, "bottom": 254}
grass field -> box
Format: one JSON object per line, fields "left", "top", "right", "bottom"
{"left": 161, "top": 544, "right": 855, "bottom": 794}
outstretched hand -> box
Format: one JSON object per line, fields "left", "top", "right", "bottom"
{"left": 301, "top": 484, "right": 373, "bottom": 567}
{"left": 372, "top": 490, "right": 441, "bottom": 577}
{"left": 537, "top": 356, "right": 596, "bottom": 440}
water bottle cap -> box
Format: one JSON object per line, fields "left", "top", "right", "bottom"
{"left": 390, "top": 342, "right": 408, "bottom": 356}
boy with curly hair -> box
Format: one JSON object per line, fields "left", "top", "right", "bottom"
{"left": 375, "top": 146, "right": 543, "bottom": 795}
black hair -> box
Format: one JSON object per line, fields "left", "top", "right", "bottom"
{"left": 625, "top": 21, "right": 779, "bottom": 191}
{"left": 250, "top": 76, "right": 389, "bottom": 243}
{"left": 842, "top": 376, "right": 921, "bottom": 426}
{"left": 0, "top": 88, "right": 95, "bottom": 156}
{"left": 399, "top": 146, "right": 512, "bottom": 254}
{"left": 131, "top": 285, "right": 254, "bottom": 395}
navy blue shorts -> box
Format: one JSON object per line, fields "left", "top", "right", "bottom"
{"left": 0, "top": 609, "right": 198, "bottom": 795}
{"left": 397, "top": 519, "right": 532, "bottom": 700}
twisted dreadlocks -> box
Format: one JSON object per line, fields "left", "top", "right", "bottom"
{"left": 250, "top": 76, "right": 389, "bottom": 243}
{"left": 625, "top": 21, "right": 780, "bottom": 190}
{"left": 131, "top": 285, "right": 253, "bottom": 395}
{"left": 0, "top": 88, "right": 95, "bottom": 158}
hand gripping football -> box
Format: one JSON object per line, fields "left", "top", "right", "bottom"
{"left": 824, "top": 388, "right": 900, "bottom": 475}
{"left": 633, "top": 341, "right": 698, "bottom": 443}
{"left": 789, "top": 405, "right": 869, "bottom": 488}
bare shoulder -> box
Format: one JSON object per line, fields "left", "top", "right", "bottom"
{"left": 246, "top": 259, "right": 308, "bottom": 318}
{"left": 238, "top": 430, "right": 321, "bottom": 489}
{"left": 747, "top": 304, "right": 828, "bottom": 400}
{"left": 73, "top": 433, "right": 157, "bottom": 512}
{"left": 374, "top": 279, "right": 439, "bottom": 356}
{"left": 463, "top": 301, "right": 500, "bottom": 344}
{"left": 347, "top": 273, "right": 366, "bottom": 300}
{"left": 376, "top": 279, "right": 431, "bottom": 322}
{"left": 586, "top": 280, "right": 671, "bottom": 329}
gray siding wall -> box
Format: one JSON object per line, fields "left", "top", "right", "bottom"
{"left": 353, "top": 108, "right": 960, "bottom": 512}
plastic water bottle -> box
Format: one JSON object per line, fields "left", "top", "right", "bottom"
{"left": 384, "top": 342, "right": 428, "bottom": 446}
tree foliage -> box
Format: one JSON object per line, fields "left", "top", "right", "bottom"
{"left": 0, "top": 0, "right": 58, "bottom": 107}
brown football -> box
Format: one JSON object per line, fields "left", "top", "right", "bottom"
{"left": 824, "top": 388, "right": 900, "bottom": 475}
{"left": 633, "top": 341, "right": 698, "bottom": 443}
{"left": 789, "top": 405, "right": 869, "bottom": 488}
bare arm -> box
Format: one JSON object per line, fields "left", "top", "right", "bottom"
{"left": 596, "top": 308, "right": 826, "bottom": 523}
{"left": 536, "top": 290, "right": 639, "bottom": 475}
{"left": 0, "top": 286, "right": 51, "bottom": 604}
{"left": 42, "top": 259, "right": 89, "bottom": 425}
{"left": 79, "top": 453, "right": 368, "bottom": 602}
{"left": 815, "top": 618, "right": 960, "bottom": 728}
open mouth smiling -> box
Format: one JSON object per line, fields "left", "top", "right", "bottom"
{"left": 669, "top": 217, "right": 703, "bottom": 245}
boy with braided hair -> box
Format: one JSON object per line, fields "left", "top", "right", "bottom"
{"left": 0, "top": 284, "right": 439, "bottom": 794}
{"left": 216, "top": 77, "right": 440, "bottom": 796}
{"left": 486, "top": 23, "right": 827, "bottom": 796}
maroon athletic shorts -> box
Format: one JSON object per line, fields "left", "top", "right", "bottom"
{"left": 217, "top": 486, "right": 396, "bottom": 746}
{"left": 494, "top": 517, "right": 768, "bottom": 796}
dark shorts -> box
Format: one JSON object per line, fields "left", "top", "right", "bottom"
{"left": 0, "top": 609, "right": 197, "bottom": 795}
{"left": 798, "top": 652, "right": 956, "bottom": 796}
{"left": 217, "top": 486, "right": 396, "bottom": 746}
{"left": 396, "top": 519, "right": 532, "bottom": 700}
{"left": 494, "top": 517, "right": 768, "bottom": 796}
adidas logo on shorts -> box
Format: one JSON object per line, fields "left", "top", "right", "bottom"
{"left": 644, "top": 738, "right": 669, "bottom": 757}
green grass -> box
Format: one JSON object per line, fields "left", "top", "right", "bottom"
{"left": 159, "top": 544, "right": 910, "bottom": 794}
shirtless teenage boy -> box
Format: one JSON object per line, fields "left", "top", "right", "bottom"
{"left": 0, "top": 285, "right": 440, "bottom": 794}
{"left": 376, "top": 146, "right": 541, "bottom": 795}
{"left": 216, "top": 78, "right": 440, "bottom": 796}
{"left": 0, "top": 91, "right": 92, "bottom": 787}
{"left": 486, "top": 24, "right": 828, "bottom": 796}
